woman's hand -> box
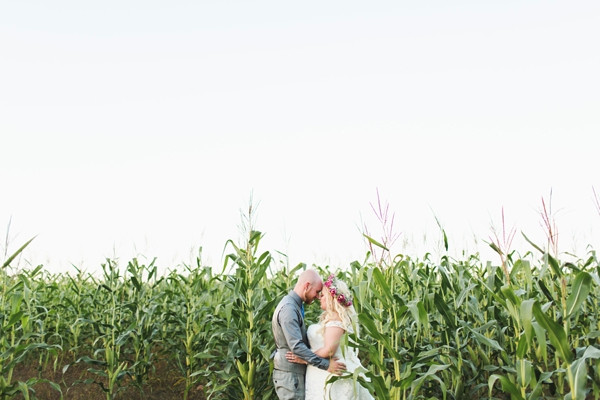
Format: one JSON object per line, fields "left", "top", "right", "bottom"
{"left": 285, "top": 351, "right": 308, "bottom": 365}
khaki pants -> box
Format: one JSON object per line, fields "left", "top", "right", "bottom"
{"left": 273, "top": 369, "right": 305, "bottom": 400}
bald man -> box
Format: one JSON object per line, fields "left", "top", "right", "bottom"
{"left": 271, "top": 269, "right": 346, "bottom": 400}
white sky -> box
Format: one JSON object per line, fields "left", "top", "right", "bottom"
{"left": 1, "top": 1, "right": 599, "bottom": 275}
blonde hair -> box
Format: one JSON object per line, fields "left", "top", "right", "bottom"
{"left": 319, "top": 278, "right": 359, "bottom": 336}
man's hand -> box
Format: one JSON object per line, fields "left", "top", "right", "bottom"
{"left": 327, "top": 357, "right": 346, "bottom": 375}
{"left": 285, "top": 351, "right": 308, "bottom": 365}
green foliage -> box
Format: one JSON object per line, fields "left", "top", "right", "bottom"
{"left": 2, "top": 233, "right": 600, "bottom": 400}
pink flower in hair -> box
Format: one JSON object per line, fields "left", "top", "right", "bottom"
{"left": 324, "top": 274, "right": 353, "bottom": 307}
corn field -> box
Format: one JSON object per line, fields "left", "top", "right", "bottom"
{"left": 2, "top": 224, "right": 600, "bottom": 400}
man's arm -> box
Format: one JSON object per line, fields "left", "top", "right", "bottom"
{"left": 278, "top": 305, "right": 330, "bottom": 370}
{"left": 285, "top": 323, "right": 348, "bottom": 375}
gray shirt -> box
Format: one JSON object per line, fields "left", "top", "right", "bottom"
{"left": 272, "top": 291, "right": 330, "bottom": 372}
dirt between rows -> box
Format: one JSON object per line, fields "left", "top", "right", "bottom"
{"left": 10, "top": 357, "right": 207, "bottom": 400}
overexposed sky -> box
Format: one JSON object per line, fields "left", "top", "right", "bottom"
{"left": 2, "top": 1, "right": 599, "bottom": 274}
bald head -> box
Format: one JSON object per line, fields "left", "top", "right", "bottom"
{"left": 294, "top": 269, "right": 323, "bottom": 304}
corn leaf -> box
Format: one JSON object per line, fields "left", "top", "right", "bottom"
{"left": 532, "top": 301, "right": 573, "bottom": 363}
{"left": 362, "top": 234, "right": 389, "bottom": 251}
{"left": 565, "top": 271, "right": 592, "bottom": 318}
{"left": 2, "top": 236, "right": 36, "bottom": 269}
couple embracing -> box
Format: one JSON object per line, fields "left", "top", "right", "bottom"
{"left": 271, "top": 269, "right": 374, "bottom": 400}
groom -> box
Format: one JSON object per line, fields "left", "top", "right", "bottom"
{"left": 271, "top": 269, "right": 346, "bottom": 400}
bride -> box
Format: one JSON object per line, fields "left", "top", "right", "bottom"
{"left": 286, "top": 274, "right": 374, "bottom": 399}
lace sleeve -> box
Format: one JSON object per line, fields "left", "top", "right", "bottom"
{"left": 325, "top": 320, "right": 346, "bottom": 330}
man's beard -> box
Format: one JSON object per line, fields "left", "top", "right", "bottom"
{"left": 303, "top": 289, "right": 313, "bottom": 304}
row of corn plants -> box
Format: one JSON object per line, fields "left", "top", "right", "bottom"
{"left": 343, "top": 198, "right": 600, "bottom": 400}
{"left": 2, "top": 224, "right": 600, "bottom": 399}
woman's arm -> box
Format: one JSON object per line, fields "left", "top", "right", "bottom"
{"left": 286, "top": 324, "right": 345, "bottom": 363}
{"left": 313, "top": 325, "right": 345, "bottom": 358}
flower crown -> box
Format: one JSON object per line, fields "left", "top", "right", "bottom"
{"left": 324, "top": 274, "right": 353, "bottom": 307}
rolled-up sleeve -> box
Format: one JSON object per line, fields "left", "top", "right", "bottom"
{"left": 278, "top": 304, "right": 330, "bottom": 370}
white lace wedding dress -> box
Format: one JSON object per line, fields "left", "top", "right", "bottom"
{"left": 305, "top": 321, "right": 374, "bottom": 400}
